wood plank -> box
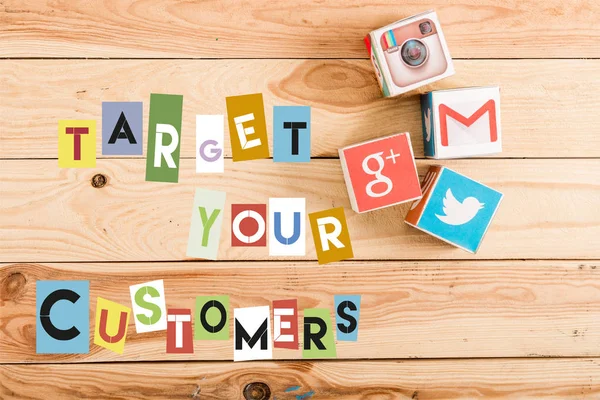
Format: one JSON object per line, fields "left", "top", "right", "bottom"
{"left": 1, "top": 159, "right": 599, "bottom": 262}
{"left": 2, "top": 260, "right": 600, "bottom": 363}
{"left": 3, "top": 359, "right": 600, "bottom": 399}
{"left": 1, "top": 0, "right": 599, "bottom": 58}
{"left": 2, "top": 60, "right": 599, "bottom": 159}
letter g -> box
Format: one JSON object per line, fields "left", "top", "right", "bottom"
{"left": 199, "top": 139, "right": 222, "bottom": 162}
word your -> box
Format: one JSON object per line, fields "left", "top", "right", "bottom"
{"left": 36, "top": 280, "right": 361, "bottom": 361}
{"left": 186, "top": 189, "right": 353, "bottom": 264}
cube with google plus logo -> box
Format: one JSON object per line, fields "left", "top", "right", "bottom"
{"left": 339, "top": 133, "right": 422, "bottom": 213}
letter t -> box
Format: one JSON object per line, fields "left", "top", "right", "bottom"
{"left": 66, "top": 127, "right": 89, "bottom": 160}
{"left": 283, "top": 122, "right": 307, "bottom": 155}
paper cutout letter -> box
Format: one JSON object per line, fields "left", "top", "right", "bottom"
{"left": 303, "top": 308, "right": 337, "bottom": 359}
{"left": 187, "top": 188, "right": 227, "bottom": 260}
{"left": 309, "top": 207, "right": 354, "bottom": 264}
{"left": 167, "top": 308, "right": 193, "bottom": 353}
{"left": 129, "top": 279, "right": 167, "bottom": 333}
{"left": 231, "top": 204, "right": 267, "bottom": 247}
{"left": 58, "top": 120, "right": 96, "bottom": 168}
{"left": 234, "top": 306, "right": 272, "bottom": 361}
{"left": 226, "top": 93, "right": 269, "bottom": 161}
{"left": 273, "top": 106, "right": 311, "bottom": 162}
{"left": 334, "top": 295, "right": 361, "bottom": 341}
{"left": 102, "top": 102, "right": 143, "bottom": 155}
{"left": 145, "top": 93, "right": 183, "bottom": 183}
{"left": 36, "top": 280, "right": 90, "bottom": 354}
{"left": 269, "top": 198, "right": 306, "bottom": 256}
{"left": 273, "top": 299, "right": 299, "bottom": 349}
{"left": 94, "top": 297, "right": 131, "bottom": 354}
{"left": 196, "top": 115, "right": 224, "bottom": 173}
{"left": 195, "top": 296, "right": 230, "bottom": 340}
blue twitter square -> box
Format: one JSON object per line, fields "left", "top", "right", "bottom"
{"left": 418, "top": 168, "right": 503, "bottom": 253}
{"left": 36, "top": 280, "right": 90, "bottom": 354}
{"left": 273, "top": 106, "right": 311, "bottom": 162}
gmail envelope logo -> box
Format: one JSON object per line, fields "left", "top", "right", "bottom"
{"left": 421, "top": 86, "right": 502, "bottom": 159}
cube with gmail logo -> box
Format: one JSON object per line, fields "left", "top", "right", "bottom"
{"left": 405, "top": 165, "right": 503, "bottom": 253}
{"left": 364, "top": 11, "right": 455, "bottom": 97}
{"left": 339, "top": 133, "right": 422, "bottom": 213}
{"left": 421, "top": 86, "right": 502, "bottom": 159}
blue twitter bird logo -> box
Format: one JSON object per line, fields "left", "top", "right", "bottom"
{"left": 436, "top": 188, "right": 484, "bottom": 226}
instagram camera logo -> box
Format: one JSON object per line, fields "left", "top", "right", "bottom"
{"left": 339, "top": 133, "right": 422, "bottom": 213}
{"left": 381, "top": 17, "right": 449, "bottom": 88}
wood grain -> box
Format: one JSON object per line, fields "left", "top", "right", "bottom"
{"left": 1, "top": 159, "right": 599, "bottom": 263}
{"left": 1, "top": 59, "right": 599, "bottom": 159}
{"left": 1, "top": 0, "right": 599, "bottom": 59}
{"left": 4, "top": 358, "right": 600, "bottom": 399}
{"left": 3, "top": 260, "right": 600, "bottom": 363}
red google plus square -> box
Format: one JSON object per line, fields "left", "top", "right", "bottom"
{"left": 339, "top": 133, "right": 422, "bottom": 213}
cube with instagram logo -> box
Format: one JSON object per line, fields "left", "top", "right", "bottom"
{"left": 421, "top": 86, "right": 502, "bottom": 159}
{"left": 364, "top": 11, "right": 454, "bottom": 97}
{"left": 339, "top": 133, "right": 422, "bottom": 213}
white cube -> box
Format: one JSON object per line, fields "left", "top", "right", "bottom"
{"left": 421, "top": 86, "right": 502, "bottom": 159}
{"left": 364, "top": 11, "right": 455, "bottom": 97}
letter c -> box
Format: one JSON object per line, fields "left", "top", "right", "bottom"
{"left": 40, "top": 289, "right": 81, "bottom": 341}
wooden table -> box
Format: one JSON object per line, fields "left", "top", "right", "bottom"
{"left": 1, "top": 1, "right": 600, "bottom": 398}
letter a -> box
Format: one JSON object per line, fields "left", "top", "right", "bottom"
{"left": 108, "top": 112, "right": 137, "bottom": 144}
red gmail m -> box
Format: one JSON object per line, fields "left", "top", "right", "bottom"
{"left": 439, "top": 99, "right": 497, "bottom": 147}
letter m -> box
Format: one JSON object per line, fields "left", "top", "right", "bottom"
{"left": 235, "top": 318, "right": 268, "bottom": 350}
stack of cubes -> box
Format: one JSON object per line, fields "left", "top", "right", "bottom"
{"left": 340, "top": 10, "right": 503, "bottom": 253}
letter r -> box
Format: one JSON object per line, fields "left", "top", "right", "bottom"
{"left": 316, "top": 216, "right": 344, "bottom": 251}
{"left": 154, "top": 123, "right": 179, "bottom": 168}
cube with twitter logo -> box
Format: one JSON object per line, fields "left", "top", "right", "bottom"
{"left": 421, "top": 86, "right": 502, "bottom": 159}
{"left": 405, "top": 166, "right": 503, "bottom": 253}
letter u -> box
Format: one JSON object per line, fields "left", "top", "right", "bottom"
{"left": 274, "top": 211, "right": 301, "bottom": 245}
{"left": 99, "top": 309, "right": 128, "bottom": 343}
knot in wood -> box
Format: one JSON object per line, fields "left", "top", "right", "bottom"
{"left": 91, "top": 174, "right": 107, "bottom": 188}
{"left": 243, "top": 382, "right": 271, "bottom": 400}
{"left": 1, "top": 271, "right": 27, "bottom": 301}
